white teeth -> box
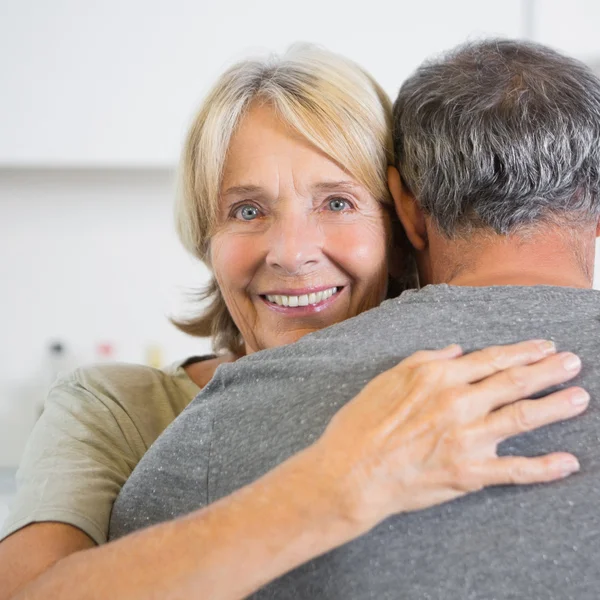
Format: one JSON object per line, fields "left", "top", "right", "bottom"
{"left": 265, "top": 287, "right": 338, "bottom": 307}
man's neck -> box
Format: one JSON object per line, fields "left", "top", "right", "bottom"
{"left": 420, "top": 224, "right": 596, "bottom": 289}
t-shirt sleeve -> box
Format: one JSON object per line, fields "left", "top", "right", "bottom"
{"left": 0, "top": 372, "right": 149, "bottom": 546}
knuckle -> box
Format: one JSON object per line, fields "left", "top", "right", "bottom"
{"left": 506, "top": 462, "right": 529, "bottom": 484}
{"left": 483, "top": 345, "right": 509, "bottom": 370}
{"left": 447, "top": 462, "right": 480, "bottom": 493}
{"left": 415, "top": 361, "right": 438, "bottom": 376}
{"left": 440, "top": 426, "right": 473, "bottom": 456}
{"left": 407, "top": 350, "right": 431, "bottom": 364}
{"left": 439, "top": 386, "right": 473, "bottom": 422}
{"left": 439, "top": 395, "right": 465, "bottom": 423}
{"left": 510, "top": 401, "right": 534, "bottom": 432}
{"left": 403, "top": 350, "right": 436, "bottom": 369}
{"left": 505, "top": 367, "right": 529, "bottom": 393}
{"left": 418, "top": 361, "right": 448, "bottom": 384}
{"left": 408, "top": 362, "right": 437, "bottom": 385}
{"left": 442, "top": 387, "right": 467, "bottom": 409}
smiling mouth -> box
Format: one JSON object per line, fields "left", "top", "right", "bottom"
{"left": 261, "top": 286, "right": 341, "bottom": 308}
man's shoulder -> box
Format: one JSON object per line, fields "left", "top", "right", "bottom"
{"left": 230, "top": 285, "right": 600, "bottom": 370}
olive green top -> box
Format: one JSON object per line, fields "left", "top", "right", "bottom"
{"left": 0, "top": 359, "right": 201, "bottom": 545}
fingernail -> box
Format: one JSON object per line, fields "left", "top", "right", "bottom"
{"left": 562, "top": 354, "right": 582, "bottom": 372}
{"left": 560, "top": 458, "right": 580, "bottom": 477}
{"left": 536, "top": 340, "right": 556, "bottom": 355}
{"left": 571, "top": 389, "right": 590, "bottom": 406}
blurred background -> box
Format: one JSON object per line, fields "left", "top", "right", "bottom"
{"left": 1, "top": 0, "right": 600, "bottom": 519}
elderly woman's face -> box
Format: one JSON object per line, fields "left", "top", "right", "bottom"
{"left": 211, "top": 104, "right": 390, "bottom": 354}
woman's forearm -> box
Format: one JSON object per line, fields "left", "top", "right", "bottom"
{"left": 13, "top": 446, "right": 357, "bottom": 600}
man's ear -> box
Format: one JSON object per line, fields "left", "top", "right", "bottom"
{"left": 596, "top": 220, "right": 600, "bottom": 238}
{"left": 387, "top": 166, "right": 427, "bottom": 251}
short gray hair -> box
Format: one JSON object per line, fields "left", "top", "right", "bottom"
{"left": 393, "top": 39, "right": 600, "bottom": 237}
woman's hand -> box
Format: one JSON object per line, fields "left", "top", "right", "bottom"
{"left": 310, "top": 340, "right": 587, "bottom": 533}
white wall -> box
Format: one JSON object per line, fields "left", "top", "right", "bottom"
{"left": 0, "top": 169, "right": 212, "bottom": 466}
{"left": 0, "top": 168, "right": 211, "bottom": 380}
{"left": 1, "top": 0, "right": 600, "bottom": 467}
{"left": 0, "top": 0, "right": 523, "bottom": 166}
{"left": 535, "top": 0, "right": 600, "bottom": 58}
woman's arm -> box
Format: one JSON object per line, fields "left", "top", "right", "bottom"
{"left": 0, "top": 523, "right": 95, "bottom": 599}
{"left": 0, "top": 362, "right": 195, "bottom": 599}
{"left": 3, "top": 341, "right": 587, "bottom": 600}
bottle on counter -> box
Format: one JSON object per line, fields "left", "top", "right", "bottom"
{"left": 95, "top": 342, "right": 116, "bottom": 364}
{"left": 145, "top": 344, "right": 163, "bottom": 369}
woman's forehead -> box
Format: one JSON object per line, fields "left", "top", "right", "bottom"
{"left": 217, "top": 102, "right": 378, "bottom": 206}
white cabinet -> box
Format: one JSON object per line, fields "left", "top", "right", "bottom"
{"left": 0, "top": 0, "right": 522, "bottom": 167}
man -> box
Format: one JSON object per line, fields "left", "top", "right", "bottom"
{"left": 5, "top": 39, "right": 600, "bottom": 599}
{"left": 108, "top": 39, "right": 600, "bottom": 598}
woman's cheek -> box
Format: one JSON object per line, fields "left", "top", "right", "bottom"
{"left": 324, "top": 219, "right": 388, "bottom": 275}
{"left": 211, "top": 233, "right": 261, "bottom": 290}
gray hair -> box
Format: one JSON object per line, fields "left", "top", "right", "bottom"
{"left": 392, "top": 39, "right": 600, "bottom": 237}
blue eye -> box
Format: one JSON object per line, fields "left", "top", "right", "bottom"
{"left": 235, "top": 205, "right": 260, "bottom": 221}
{"left": 328, "top": 198, "right": 350, "bottom": 212}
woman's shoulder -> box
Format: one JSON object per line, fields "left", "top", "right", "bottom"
{"left": 52, "top": 358, "right": 203, "bottom": 433}
{"left": 68, "top": 359, "right": 200, "bottom": 394}
{"left": 182, "top": 353, "right": 238, "bottom": 389}
{"left": 0, "top": 359, "right": 207, "bottom": 547}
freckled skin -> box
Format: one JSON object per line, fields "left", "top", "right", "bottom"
{"left": 210, "top": 104, "right": 390, "bottom": 355}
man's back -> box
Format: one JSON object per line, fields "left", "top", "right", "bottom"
{"left": 110, "top": 285, "right": 600, "bottom": 599}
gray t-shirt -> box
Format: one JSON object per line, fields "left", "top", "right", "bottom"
{"left": 109, "top": 285, "right": 600, "bottom": 599}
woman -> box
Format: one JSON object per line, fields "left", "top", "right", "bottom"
{"left": 0, "top": 44, "right": 586, "bottom": 598}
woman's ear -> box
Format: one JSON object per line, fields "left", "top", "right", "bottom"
{"left": 387, "top": 166, "right": 427, "bottom": 251}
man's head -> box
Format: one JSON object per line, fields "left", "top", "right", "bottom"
{"left": 389, "top": 39, "right": 600, "bottom": 287}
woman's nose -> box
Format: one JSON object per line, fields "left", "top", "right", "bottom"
{"left": 265, "top": 214, "right": 323, "bottom": 275}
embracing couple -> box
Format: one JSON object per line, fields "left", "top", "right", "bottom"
{"left": 2, "top": 38, "right": 600, "bottom": 599}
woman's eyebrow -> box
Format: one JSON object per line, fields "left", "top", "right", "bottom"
{"left": 222, "top": 184, "right": 264, "bottom": 196}
{"left": 311, "top": 181, "right": 361, "bottom": 193}
{"left": 222, "top": 181, "right": 361, "bottom": 197}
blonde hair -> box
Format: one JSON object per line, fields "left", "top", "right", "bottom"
{"left": 172, "top": 44, "right": 397, "bottom": 354}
